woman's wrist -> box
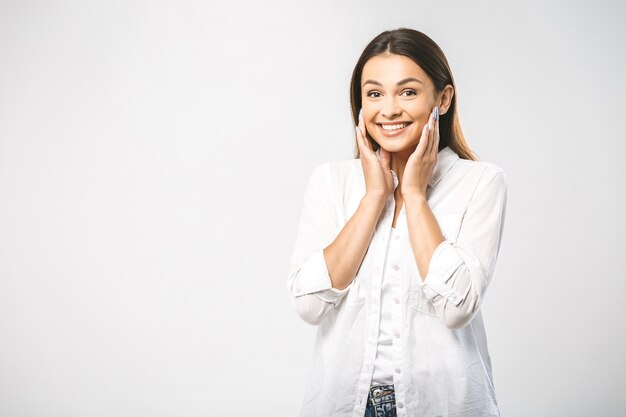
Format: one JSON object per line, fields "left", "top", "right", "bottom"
{"left": 403, "top": 192, "right": 429, "bottom": 212}
{"left": 363, "top": 192, "right": 388, "bottom": 209}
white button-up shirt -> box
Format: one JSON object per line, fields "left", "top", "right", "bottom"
{"left": 371, "top": 225, "right": 400, "bottom": 387}
{"left": 287, "top": 146, "right": 508, "bottom": 417}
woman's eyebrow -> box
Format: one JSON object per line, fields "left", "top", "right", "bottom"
{"left": 362, "top": 77, "right": 423, "bottom": 87}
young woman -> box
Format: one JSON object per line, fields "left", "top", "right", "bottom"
{"left": 287, "top": 28, "right": 508, "bottom": 417}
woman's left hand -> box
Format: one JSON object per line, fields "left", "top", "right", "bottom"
{"left": 400, "top": 106, "right": 439, "bottom": 198}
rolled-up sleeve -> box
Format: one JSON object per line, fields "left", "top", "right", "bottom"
{"left": 286, "top": 163, "right": 354, "bottom": 326}
{"left": 422, "top": 169, "right": 508, "bottom": 329}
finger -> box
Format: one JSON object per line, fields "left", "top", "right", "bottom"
{"left": 355, "top": 109, "right": 366, "bottom": 151}
{"left": 433, "top": 106, "right": 440, "bottom": 154}
{"left": 356, "top": 125, "right": 369, "bottom": 156}
{"left": 356, "top": 122, "right": 373, "bottom": 157}
{"left": 416, "top": 114, "right": 430, "bottom": 157}
{"left": 379, "top": 147, "right": 391, "bottom": 170}
{"left": 358, "top": 109, "right": 372, "bottom": 151}
{"left": 355, "top": 125, "right": 364, "bottom": 152}
{"left": 426, "top": 107, "right": 436, "bottom": 156}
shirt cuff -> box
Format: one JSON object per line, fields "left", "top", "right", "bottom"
{"left": 422, "top": 240, "right": 466, "bottom": 306}
{"left": 311, "top": 282, "right": 353, "bottom": 304}
{"left": 291, "top": 249, "right": 351, "bottom": 302}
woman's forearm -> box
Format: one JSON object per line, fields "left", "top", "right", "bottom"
{"left": 323, "top": 194, "right": 386, "bottom": 290}
{"left": 404, "top": 193, "right": 445, "bottom": 281}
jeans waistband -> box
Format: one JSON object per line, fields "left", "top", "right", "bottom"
{"left": 369, "top": 384, "right": 395, "bottom": 399}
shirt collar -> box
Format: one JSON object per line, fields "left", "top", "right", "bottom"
{"left": 377, "top": 145, "right": 460, "bottom": 190}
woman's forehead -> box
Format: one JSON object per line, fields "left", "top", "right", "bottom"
{"left": 362, "top": 54, "right": 428, "bottom": 85}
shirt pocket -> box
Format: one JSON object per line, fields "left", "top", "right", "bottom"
{"left": 411, "top": 281, "right": 437, "bottom": 316}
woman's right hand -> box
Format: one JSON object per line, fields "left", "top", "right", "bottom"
{"left": 355, "top": 109, "right": 394, "bottom": 202}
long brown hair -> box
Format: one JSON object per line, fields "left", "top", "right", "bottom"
{"left": 349, "top": 28, "right": 478, "bottom": 161}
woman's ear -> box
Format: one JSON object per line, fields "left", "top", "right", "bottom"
{"left": 438, "top": 84, "right": 454, "bottom": 114}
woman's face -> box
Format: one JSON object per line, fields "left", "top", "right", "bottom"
{"left": 360, "top": 53, "right": 439, "bottom": 153}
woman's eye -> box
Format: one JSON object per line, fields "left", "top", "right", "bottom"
{"left": 367, "top": 91, "right": 381, "bottom": 98}
{"left": 401, "top": 90, "right": 417, "bottom": 96}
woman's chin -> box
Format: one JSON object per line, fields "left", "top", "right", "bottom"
{"left": 377, "top": 139, "right": 412, "bottom": 154}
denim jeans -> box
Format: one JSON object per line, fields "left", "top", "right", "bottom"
{"left": 364, "top": 384, "right": 396, "bottom": 417}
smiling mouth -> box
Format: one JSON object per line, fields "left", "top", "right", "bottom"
{"left": 377, "top": 122, "right": 412, "bottom": 136}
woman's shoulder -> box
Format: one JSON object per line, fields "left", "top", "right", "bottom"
{"left": 308, "top": 158, "right": 362, "bottom": 185}
{"left": 454, "top": 155, "right": 507, "bottom": 185}
{"left": 313, "top": 157, "right": 361, "bottom": 171}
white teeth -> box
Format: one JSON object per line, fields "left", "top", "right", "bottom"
{"left": 380, "top": 123, "right": 408, "bottom": 131}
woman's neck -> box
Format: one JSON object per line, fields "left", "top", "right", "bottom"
{"left": 390, "top": 147, "right": 415, "bottom": 191}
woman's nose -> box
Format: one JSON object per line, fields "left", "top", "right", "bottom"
{"left": 381, "top": 97, "right": 402, "bottom": 119}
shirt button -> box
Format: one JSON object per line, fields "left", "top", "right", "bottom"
{"left": 397, "top": 401, "right": 404, "bottom": 408}
{"left": 395, "top": 367, "right": 401, "bottom": 374}
{"left": 393, "top": 297, "right": 399, "bottom": 304}
{"left": 393, "top": 329, "right": 400, "bottom": 338}
{"left": 392, "top": 264, "right": 399, "bottom": 271}
{"left": 394, "top": 234, "right": 400, "bottom": 240}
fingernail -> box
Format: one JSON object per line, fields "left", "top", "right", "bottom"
{"left": 358, "top": 108, "right": 362, "bottom": 120}
{"left": 434, "top": 106, "right": 439, "bottom": 121}
{"left": 355, "top": 126, "right": 360, "bottom": 136}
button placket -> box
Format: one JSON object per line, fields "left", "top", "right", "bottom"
{"left": 366, "top": 224, "right": 390, "bottom": 375}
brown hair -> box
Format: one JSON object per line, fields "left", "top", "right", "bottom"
{"left": 349, "top": 28, "right": 478, "bottom": 161}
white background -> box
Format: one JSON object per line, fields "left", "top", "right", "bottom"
{"left": 1, "top": 1, "right": 624, "bottom": 416}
